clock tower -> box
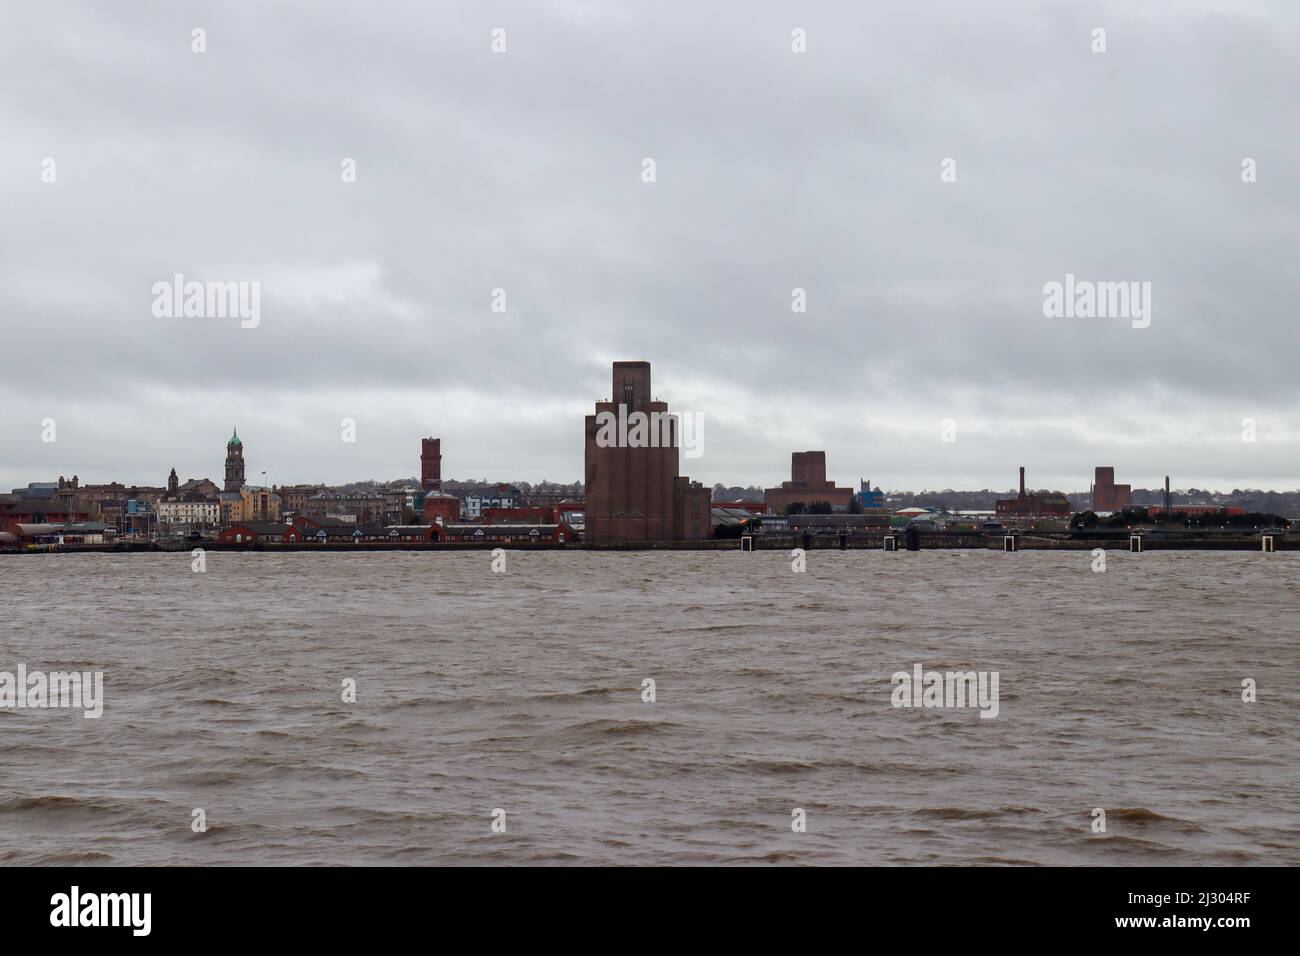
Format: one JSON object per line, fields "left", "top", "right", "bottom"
{"left": 224, "top": 428, "right": 245, "bottom": 492}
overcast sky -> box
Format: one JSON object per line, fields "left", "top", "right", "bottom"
{"left": 2, "top": 0, "right": 1297, "bottom": 494}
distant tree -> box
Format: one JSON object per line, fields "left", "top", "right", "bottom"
{"left": 786, "top": 502, "right": 806, "bottom": 516}
{"left": 848, "top": 495, "right": 862, "bottom": 514}
{"left": 808, "top": 501, "right": 833, "bottom": 514}
{"left": 1070, "top": 510, "right": 1098, "bottom": 529}
{"left": 713, "top": 483, "right": 765, "bottom": 502}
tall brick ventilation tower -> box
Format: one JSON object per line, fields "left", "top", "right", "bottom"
{"left": 583, "top": 360, "right": 710, "bottom": 543}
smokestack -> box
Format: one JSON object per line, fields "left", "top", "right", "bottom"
{"left": 1164, "top": 475, "right": 1171, "bottom": 513}
{"left": 1019, "top": 466, "right": 1025, "bottom": 497}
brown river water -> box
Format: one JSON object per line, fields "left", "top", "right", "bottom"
{"left": 2, "top": 550, "right": 1297, "bottom": 865}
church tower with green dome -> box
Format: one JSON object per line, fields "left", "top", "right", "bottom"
{"left": 224, "top": 427, "right": 245, "bottom": 492}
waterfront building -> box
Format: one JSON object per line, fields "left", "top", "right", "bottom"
{"left": 520, "top": 487, "right": 585, "bottom": 509}
{"left": 2, "top": 521, "right": 107, "bottom": 546}
{"left": 276, "top": 484, "right": 328, "bottom": 515}
{"left": 217, "top": 491, "right": 242, "bottom": 526}
{"left": 481, "top": 506, "right": 562, "bottom": 524}
{"left": 763, "top": 451, "right": 856, "bottom": 514}
{"left": 178, "top": 477, "right": 221, "bottom": 497}
{"left": 380, "top": 490, "right": 411, "bottom": 523}
{"left": 239, "top": 485, "right": 281, "bottom": 523}
{"left": 422, "top": 492, "right": 460, "bottom": 525}
{"left": 217, "top": 522, "right": 302, "bottom": 544}
{"left": 17, "top": 481, "right": 61, "bottom": 498}
{"left": 859, "top": 479, "right": 885, "bottom": 509}
{"left": 0, "top": 498, "right": 92, "bottom": 524}
{"left": 384, "top": 525, "right": 443, "bottom": 543}
{"left": 304, "top": 491, "right": 385, "bottom": 524}
{"left": 760, "top": 513, "right": 891, "bottom": 534}
{"left": 995, "top": 467, "right": 1071, "bottom": 518}
{"left": 443, "top": 522, "right": 574, "bottom": 544}
{"left": 158, "top": 466, "right": 221, "bottom": 531}
{"left": 460, "top": 486, "right": 520, "bottom": 520}
{"left": 583, "top": 360, "right": 710, "bottom": 543}
{"left": 48, "top": 481, "right": 165, "bottom": 529}
{"left": 214, "top": 486, "right": 281, "bottom": 525}
{"left": 475, "top": 504, "right": 586, "bottom": 540}
{"left": 302, "top": 526, "right": 368, "bottom": 543}
{"left": 1091, "top": 466, "right": 1132, "bottom": 512}
{"left": 157, "top": 494, "right": 221, "bottom": 531}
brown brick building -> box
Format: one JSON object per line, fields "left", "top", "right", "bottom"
{"left": 304, "top": 492, "right": 386, "bottom": 524}
{"left": 218, "top": 522, "right": 302, "bottom": 544}
{"left": 422, "top": 492, "right": 460, "bottom": 525}
{"left": 584, "top": 361, "right": 710, "bottom": 543}
{"left": 996, "top": 467, "right": 1072, "bottom": 518}
{"left": 276, "top": 484, "right": 328, "bottom": 515}
{"left": 763, "top": 451, "right": 856, "bottom": 514}
{"left": 1091, "top": 466, "right": 1132, "bottom": 512}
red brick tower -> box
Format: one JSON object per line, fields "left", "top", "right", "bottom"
{"left": 421, "top": 438, "right": 442, "bottom": 492}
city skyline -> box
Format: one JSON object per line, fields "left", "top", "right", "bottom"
{"left": 7, "top": 400, "right": 1298, "bottom": 500}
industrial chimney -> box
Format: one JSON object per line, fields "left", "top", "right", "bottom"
{"left": 1019, "top": 466, "right": 1026, "bottom": 497}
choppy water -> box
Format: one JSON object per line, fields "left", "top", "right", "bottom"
{"left": 2, "top": 550, "right": 1297, "bottom": 865}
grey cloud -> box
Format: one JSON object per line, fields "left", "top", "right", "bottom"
{"left": 1, "top": 0, "right": 1297, "bottom": 490}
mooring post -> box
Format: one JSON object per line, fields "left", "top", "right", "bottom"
{"left": 884, "top": 534, "right": 898, "bottom": 552}
{"left": 1262, "top": 533, "right": 1276, "bottom": 553}
{"left": 904, "top": 525, "right": 921, "bottom": 551}
{"left": 1129, "top": 534, "right": 1143, "bottom": 553}
{"left": 740, "top": 533, "right": 755, "bottom": 552}
{"left": 1003, "top": 534, "right": 1017, "bottom": 552}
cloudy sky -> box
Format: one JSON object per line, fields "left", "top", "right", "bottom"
{"left": 2, "top": 0, "right": 1297, "bottom": 494}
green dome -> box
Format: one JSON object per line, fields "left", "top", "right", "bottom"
{"left": 228, "top": 427, "right": 241, "bottom": 447}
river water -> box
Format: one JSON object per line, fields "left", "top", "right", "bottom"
{"left": 2, "top": 550, "right": 1296, "bottom": 865}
